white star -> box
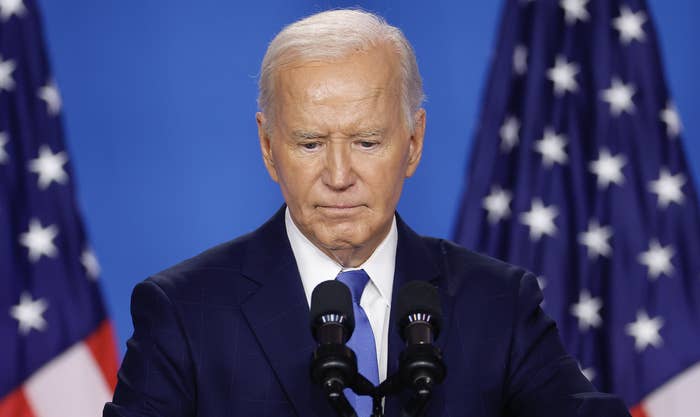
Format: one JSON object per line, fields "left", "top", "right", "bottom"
{"left": 0, "top": 0, "right": 25, "bottom": 21}
{"left": 81, "top": 247, "right": 101, "bottom": 280}
{"left": 513, "top": 44, "right": 528, "bottom": 75}
{"left": 660, "top": 102, "right": 682, "bottom": 138}
{"left": 27, "top": 145, "right": 69, "bottom": 189}
{"left": 589, "top": 148, "right": 626, "bottom": 189}
{"left": 578, "top": 220, "right": 613, "bottom": 259}
{"left": 0, "top": 54, "right": 16, "bottom": 92}
{"left": 570, "top": 290, "right": 603, "bottom": 331}
{"left": 613, "top": 6, "right": 647, "bottom": 44}
{"left": 19, "top": 218, "right": 59, "bottom": 262}
{"left": 547, "top": 56, "right": 579, "bottom": 96}
{"left": 560, "top": 0, "right": 589, "bottom": 25}
{"left": 0, "top": 131, "right": 8, "bottom": 164}
{"left": 581, "top": 366, "right": 596, "bottom": 382}
{"left": 601, "top": 77, "right": 636, "bottom": 116}
{"left": 500, "top": 115, "right": 520, "bottom": 152}
{"left": 38, "top": 81, "right": 62, "bottom": 115}
{"left": 483, "top": 186, "right": 512, "bottom": 224}
{"left": 649, "top": 168, "right": 685, "bottom": 208}
{"left": 536, "top": 276, "right": 547, "bottom": 290}
{"left": 535, "top": 128, "right": 568, "bottom": 167}
{"left": 520, "top": 199, "right": 558, "bottom": 241}
{"left": 638, "top": 239, "right": 674, "bottom": 280}
{"left": 10, "top": 292, "right": 48, "bottom": 335}
{"left": 625, "top": 310, "right": 663, "bottom": 351}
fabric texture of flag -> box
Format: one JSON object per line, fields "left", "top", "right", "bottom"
{"left": 454, "top": 0, "right": 700, "bottom": 415}
{"left": 0, "top": 0, "right": 117, "bottom": 416}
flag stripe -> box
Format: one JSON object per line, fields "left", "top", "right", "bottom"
{"left": 85, "top": 320, "right": 119, "bottom": 390}
{"left": 0, "top": 389, "right": 37, "bottom": 417}
{"left": 643, "top": 361, "right": 700, "bottom": 417}
{"left": 24, "top": 342, "right": 112, "bottom": 417}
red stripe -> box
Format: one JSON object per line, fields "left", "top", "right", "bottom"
{"left": 0, "top": 388, "right": 36, "bottom": 417}
{"left": 630, "top": 403, "right": 649, "bottom": 417}
{"left": 85, "top": 320, "right": 119, "bottom": 391}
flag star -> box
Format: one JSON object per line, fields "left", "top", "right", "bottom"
{"left": 536, "top": 276, "right": 547, "bottom": 290}
{"left": 513, "top": 44, "right": 528, "bottom": 75}
{"left": 499, "top": 115, "right": 520, "bottom": 152}
{"left": 601, "top": 78, "right": 636, "bottom": 116}
{"left": 28, "top": 145, "right": 69, "bottom": 189}
{"left": 535, "top": 128, "right": 568, "bottom": 167}
{"left": 38, "top": 81, "right": 62, "bottom": 115}
{"left": 0, "top": 54, "right": 16, "bottom": 92}
{"left": 19, "top": 218, "right": 59, "bottom": 262}
{"left": 570, "top": 290, "right": 603, "bottom": 331}
{"left": 613, "top": 6, "right": 647, "bottom": 44}
{"left": 10, "top": 292, "right": 48, "bottom": 335}
{"left": 581, "top": 366, "right": 596, "bottom": 382}
{"left": 638, "top": 239, "right": 674, "bottom": 280}
{"left": 589, "top": 148, "right": 626, "bottom": 189}
{"left": 560, "top": 0, "right": 590, "bottom": 25}
{"left": 547, "top": 56, "right": 579, "bottom": 96}
{"left": 81, "top": 247, "right": 101, "bottom": 280}
{"left": 0, "top": 0, "right": 26, "bottom": 21}
{"left": 649, "top": 168, "right": 685, "bottom": 208}
{"left": 0, "top": 131, "right": 8, "bottom": 164}
{"left": 520, "top": 199, "right": 558, "bottom": 241}
{"left": 625, "top": 310, "right": 663, "bottom": 351}
{"left": 660, "top": 102, "right": 682, "bottom": 138}
{"left": 578, "top": 220, "right": 613, "bottom": 258}
{"left": 483, "top": 186, "right": 512, "bottom": 224}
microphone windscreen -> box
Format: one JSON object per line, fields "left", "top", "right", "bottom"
{"left": 396, "top": 280, "right": 442, "bottom": 335}
{"left": 310, "top": 280, "right": 355, "bottom": 335}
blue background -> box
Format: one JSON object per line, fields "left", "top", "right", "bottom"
{"left": 36, "top": 1, "right": 700, "bottom": 351}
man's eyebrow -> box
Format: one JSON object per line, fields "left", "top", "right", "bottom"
{"left": 291, "top": 130, "right": 327, "bottom": 140}
{"left": 352, "top": 128, "right": 385, "bottom": 138}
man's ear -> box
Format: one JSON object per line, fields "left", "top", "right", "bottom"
{"left": 256, "top": 112, "right": 279, "bottom": 183}
{"left": 405, "top": 108, "right": 425, "bottom": 178}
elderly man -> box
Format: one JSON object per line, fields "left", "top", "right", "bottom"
{"left": 104, "top": 9, "right": 629, "bottom": 417}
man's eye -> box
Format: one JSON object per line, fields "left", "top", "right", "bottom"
{"left": 301, "top": 142, "right": 320, "bottom": 150}
{"left": 359, "top": 141, "right": 378, "bottom": 149}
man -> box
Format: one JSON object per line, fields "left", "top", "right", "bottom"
{"left": 104, "top": 9, "right": 630, "bottom": 417}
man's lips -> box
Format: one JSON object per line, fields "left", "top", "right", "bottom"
{"left": 316, "top": 204, "right": 365, "bottom": 215}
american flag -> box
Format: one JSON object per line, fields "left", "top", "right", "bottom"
{"left": 454, "top": 0, "right": 700, "bottom": 415}
{"left": 0, "top": 1, "right": 117, "bottom": 416}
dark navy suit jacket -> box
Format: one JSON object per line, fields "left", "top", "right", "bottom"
{"left": 104, "top": 208, "right": 630, "bottom": 417}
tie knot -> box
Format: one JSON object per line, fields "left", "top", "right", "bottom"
{"left": 336, "top": 269, "right": 370, "bottom": 303}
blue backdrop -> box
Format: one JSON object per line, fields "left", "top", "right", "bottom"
{"left": 36, "top": 0, "right": 700, "bottom": 351}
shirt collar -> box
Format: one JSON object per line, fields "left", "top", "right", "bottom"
{"left": 285, "top": 207, "right": 396, "bottom": 306}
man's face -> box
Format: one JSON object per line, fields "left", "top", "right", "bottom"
{"left": 256, "top": 45, "right": 425, "bottom": 267}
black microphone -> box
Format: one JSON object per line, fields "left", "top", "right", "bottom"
{"left": 309, "top": 280, "right": 359, "bottom": 417}
{"left": 310, "top": 280, "right": 355, "bottom": 345}
{"left": 396, "top": 281, "right": 446, "bottom": 397}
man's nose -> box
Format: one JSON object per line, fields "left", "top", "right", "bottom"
{"left": 322, "top": 142, "right": 355, "bottom": 190}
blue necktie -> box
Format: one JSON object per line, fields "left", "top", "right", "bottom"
{"left": 336, "top": 269, "right": 379, "bottom": 417}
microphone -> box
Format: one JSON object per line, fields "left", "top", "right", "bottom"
{"left": 396, "top": 281, "right": 446, "bottom": 396}
{"left": 309, "top": 280, "right": 359, "bottom": 414}
{"left": 310, "top": 280, "right": 355, "bottom": 345}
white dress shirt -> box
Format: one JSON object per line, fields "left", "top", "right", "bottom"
{"left": 285, "top": 208, "right": 396, "bottom": 382}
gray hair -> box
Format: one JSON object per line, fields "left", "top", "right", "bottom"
{"left": 257, "top": 9, "right": 424, "bottom": 132}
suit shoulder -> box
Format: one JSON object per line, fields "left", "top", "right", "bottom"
{"left": 145, "top": 230, "right": 260, "bottom": 299}
{"left": 421, "top": 236, "right": 530, "bottom": 294}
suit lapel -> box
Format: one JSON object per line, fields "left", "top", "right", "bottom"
{"left": 385, "top": 215, "right": 453, "bottom": 417}
{"left": 239, "top": 207, "right": 331, "bottom": 417}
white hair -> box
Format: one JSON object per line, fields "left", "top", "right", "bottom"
{"left": 257, "top": 9, "right": 424, "bottom": 132}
